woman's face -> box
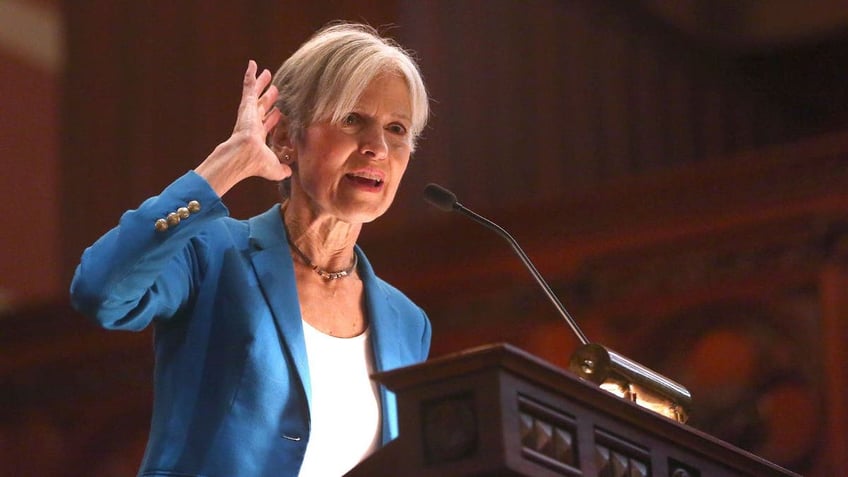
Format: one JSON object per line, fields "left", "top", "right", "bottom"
{"left": 292, "top": 73, "right": 413, "bottom": 224}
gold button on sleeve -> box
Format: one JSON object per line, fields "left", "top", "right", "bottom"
{"left": 177, "top": 207, "right": 190, "bottom": 219}
{"left": 155, "top": 218, "right": 169, "bottom": 232}
{"left": 187, "top": 200, "right": 201, "bottom": 214}
{"left": 166, "top": 212, "right": 181, "bottom": 226}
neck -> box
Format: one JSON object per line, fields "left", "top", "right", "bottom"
{"left": 280, "top": 202, "right": 361, "bottom": 273}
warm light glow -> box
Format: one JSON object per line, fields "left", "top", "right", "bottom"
{"left": 600, "top": 380, "right": 688, "bottom": 422}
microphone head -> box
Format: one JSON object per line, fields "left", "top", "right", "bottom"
{"left": 423, "top": 183, "right": 458, "bottom": 212}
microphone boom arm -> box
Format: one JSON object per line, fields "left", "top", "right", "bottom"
{"left": 451, "top": 201, "right": 590, "bottom": 346}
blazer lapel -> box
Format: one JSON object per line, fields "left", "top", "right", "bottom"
{"left": 246, "top": 205, "right": 311, "bottom": 406}
{"left": 358, "top": 249, "right": 401, "bottom": 374}
{"left": 357, "top": 249, "right": 405, "bottom": 443}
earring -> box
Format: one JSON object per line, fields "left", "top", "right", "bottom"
{"left": 284, "top": 154, "right": 290, "bottom": 162}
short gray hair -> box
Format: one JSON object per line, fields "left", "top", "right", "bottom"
{"left": 272, "top": 22, "right": 429, "bottom": 150}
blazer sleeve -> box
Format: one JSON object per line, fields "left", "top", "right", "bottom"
{"left": 69, "top": 171, "right": 228, "bottom": 331}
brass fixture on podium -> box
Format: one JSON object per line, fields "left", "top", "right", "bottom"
{"left": 424, "top": 183, "right": 692, "bottom": 423}
{"left": 569, "top": 343, "right": 691, "bottom": 422}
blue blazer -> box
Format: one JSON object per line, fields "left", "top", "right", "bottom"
{"left": 70, "top": 171, "right": 432, "bottom": 477}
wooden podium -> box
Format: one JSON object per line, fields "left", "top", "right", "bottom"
{"left": 347, "top": 343, "right": 799, "bottom": 477}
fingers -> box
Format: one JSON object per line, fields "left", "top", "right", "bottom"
{"left": 263, "top": 107, "right": 281, "bottom": 134}
{"left": 255, "top": 67, "right": 273, "bottom": 91}
{"left": 243, "top": 59, "right": 257, "bottom": 85}
{"left": 244, "top": 59, "right": 257, "bottom": 78}
{"left": 236, "top": 61, "right": 259, "bottom": 123}
{"left": 244, "top": 61, "right": 273, "bottom": 98}
{"left": 240, "top": 60, "right": 274, "bottom": 105}
{"left": 236, "top": 60, "right": 280, "bottom": 133}
{"left": 259, "top": 84, "right": 278, "bottom": 120}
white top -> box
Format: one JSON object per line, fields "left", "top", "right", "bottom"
{"left": 298, "top": 321, "right": 381, "bottom": 477}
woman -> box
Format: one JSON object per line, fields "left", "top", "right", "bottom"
{"left": 70, "top": 23, "right": 431, "bottom": 477}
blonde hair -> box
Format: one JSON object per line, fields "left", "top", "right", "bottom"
{"left": 272, "top": 22, "right": 429, "bottom": 150}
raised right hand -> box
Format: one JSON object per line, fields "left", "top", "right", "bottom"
{"left": 194, "top": 60, "right": 292, "bottom": 197}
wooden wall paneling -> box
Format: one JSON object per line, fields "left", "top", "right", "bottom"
{"left": 695, "top": 76, "right": 728, "bottom": 160}
{"left": 1, "top": 300, "right": 153, "bottom": 476}
{"left": 451, "top": 1, "right": 502, "bottom": 206}
{"left": 124, "top": 1, "right": 197, "bottom": 199}
{"left": 495, "top": 2, "right": 537, "bottom": 204}
{"left": 388, "top": 0, "right": 807, "bottom": 220}
{"left": 595, "top": 7, "right": 635, "bottom": 178}
{"left": 397, "top": 0, "right": 465, "bottom": 210}
{"left": 526, "top": 0, "right": 568, "bottom": 201}
{"left": 392, "top": 0, "right": 452, "bottom": 229}
{"left": 664, "top": 60, "right": 696, "bottom": 165}
{"left": 819, "top": 249, "right": 848, "bottom": 477}
{"left": 119, "top": 0, "right": 160, "bottom": 207}
{"left": 632, "top": 32, "right": 665, "bottom": 170}
{"left": 687, "top": 55, "right": 738, "bottom": 163}
{"left": 61, "top": 0, "right": 135, "bottom": 285}
{"left": 487, "top": 1, "right": 516, "bottom": 198}
{"left": 449, "top": 2, "right": 494, "bottom": 208}
{"left": 0, "top": 5, "right": 62, "bottom": 306}
{"left": 727, "top": 87, "right": 757, "bottom": 153}
{"left": 562, "top": 1, "right": 603, "bottom": 188}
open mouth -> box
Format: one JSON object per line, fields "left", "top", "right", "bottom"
{"left": 345, "top": 173, "right": 384, "bottom": 189}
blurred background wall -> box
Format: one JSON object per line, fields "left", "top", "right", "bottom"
{"left": 2, "top": 0, "right": 848, "bottom": 475}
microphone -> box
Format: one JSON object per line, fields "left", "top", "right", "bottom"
{"left": 423, "top": 183, "right": 692, "bottom": 422}
{"left": 422, "top": 183, "right": 458, "bottom": 212}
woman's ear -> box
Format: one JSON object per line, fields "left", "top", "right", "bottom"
{"left": 268, "top": 115, "right": 295, "bottom": 163}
